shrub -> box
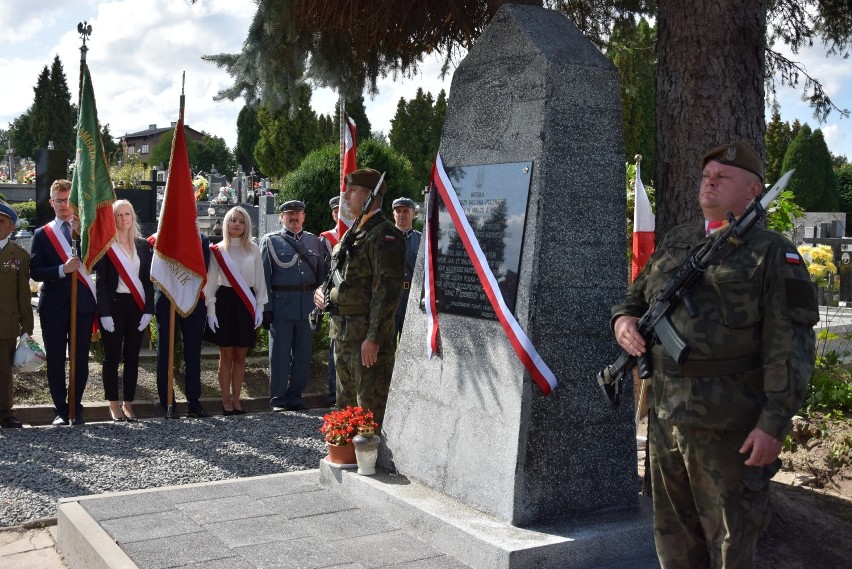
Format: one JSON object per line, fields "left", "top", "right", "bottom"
{"left": 12, "top": 200, "right": 36, "bottom": 221}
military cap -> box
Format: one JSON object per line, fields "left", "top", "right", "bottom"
{"left": 279, "top": 200, "right": 306, "bottom": 213}
{"left": 0, "top": 201, "right": 17, "bottom": 223}
{"left": 702, "top": 141, "right": 764, "bottom": 181}
{"left": 392, "top": 197, "right": 416, "bottom": 210}
{"left": 329, "top": 196, "right": 340, "bottom": 209}
{"left": 345, "top": 168, "right": 387, "bottom": 194}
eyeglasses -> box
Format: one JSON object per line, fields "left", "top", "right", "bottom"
{"left": 52, "top": 198, "right": 69, "bottom": 205}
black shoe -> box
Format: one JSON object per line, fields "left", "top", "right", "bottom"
{"left": 186, "top": 404, "right": 210, "bottom": 418}
{"left": 0, "top": 417, "right": 23, "bottom": 428}
{"left": 52, "top": 415, "right": 69, "bottom": 427}
{"left": 72, "top": 416, "right": 85, "bottom": 426}
{"left": 222, "top": 406, "right": 235, "bottom": 416}
{"left": 285, "top": 403, "right": 309, "bottom": 411}
{"left": 233, "top": 408, "right": 246, "bottom": 415}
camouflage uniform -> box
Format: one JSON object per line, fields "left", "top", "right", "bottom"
{"left": 328, "top": 211, "right": 404, "bottom": 427}
{"left": 612, "top": 221, "right": 818, "bottom": 568}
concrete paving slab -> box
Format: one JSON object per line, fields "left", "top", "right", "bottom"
{"left": 233, "top": 534, "right": 355, "bottom": 568}
{"left": 256, "top": 487, "right": 358, "bottom": 519}
{"left": 120, "top": 531, "right": 235, "bottom": 569}
{"left": 99, "top": 510, "right": 204, "bottom": 543}
{"left": 335, "top": 529, "right": 449, "bottom": 568}
{"left": 203, "top": 514, "right": 310, "bottom": 547}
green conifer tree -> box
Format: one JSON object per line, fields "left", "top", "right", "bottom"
{"left": 765, "top": 111, "right": 792, "bottom": 186}
{"left": 254, "top": 84, "right": 322, "bottom": 179}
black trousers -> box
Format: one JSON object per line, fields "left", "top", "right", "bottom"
{"left": 155, "top": 297, "right": 206, "bottom": 409}
{"left": 101, "top": 293, "right": 144, "bottom": 401}
{"left": 41, "top": 309, "right": 93, "bottom": 419}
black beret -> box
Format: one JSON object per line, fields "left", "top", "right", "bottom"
{"left": 702, "top": 141, "right": 764, "bottom": 181}
{"left": 392, "top": 197, "right": 416, "bottom": 209}
{"left": 329, "top": 196, "right": 340, "bottom": 209}
{"left": 279, "top": 200, "right": 306, "bottom": 213}
{"left": 345, "top": 168, "right": 386, "bottom": 194}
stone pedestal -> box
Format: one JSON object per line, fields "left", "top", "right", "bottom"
{"left": 380, "top": 4, "right": 638, "bottom": 528}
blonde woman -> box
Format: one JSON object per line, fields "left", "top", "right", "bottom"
{"left": 95, "top": 200, "right": 154, "bottom": 422}
{"left": 204, "top": 206, "right": 267, "bottom": 415}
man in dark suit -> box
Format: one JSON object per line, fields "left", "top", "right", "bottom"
{"left": 0, "top": 201, "right": 34, "bottom": 428}
{"left": 153, "top": 231, "right": 212, "bottom": 418}
{"left": 29, "top": 179, "right": 96, "bottom": 426}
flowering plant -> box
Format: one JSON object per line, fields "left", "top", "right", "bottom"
{"left": 211, "top": 185, "right": 236, "bottom": 204}
{"left": 320, "top": 406, "right": 378, "bottom": 446}
{"left": 193, "top": 175, "right": 209, "bottom": 201}
{"left": 22, "top": 168, "right": 36, "bottom": 184}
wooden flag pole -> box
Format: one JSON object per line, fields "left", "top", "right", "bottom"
{"left": 166, "top": 301, "right": 176, "bottom": 418}
{"left": 68, "top": 238, "right": 78, "bottom": 424}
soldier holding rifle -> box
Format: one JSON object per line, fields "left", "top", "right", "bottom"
{"left": 611, "top": 142, "right": 818, "bottom": 568}
{"left": 313, "top": 168, "right": 404, "bottom": 427}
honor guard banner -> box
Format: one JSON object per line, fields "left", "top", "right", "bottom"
{"left": 150, "top": 108, "right": 205, "bottom": 317}
{"left": 337, "top": 113, "right": 358, "bottom": 237}
{"left": 631, "top": 158, "right": 655, "bottom": 282}
{"left": 69, "top": 62, "right": 117, "bottom": 272}
{"left": 428, "top": 153, "right": 557, "bottom": 395}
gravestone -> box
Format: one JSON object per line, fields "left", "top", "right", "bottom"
{"left": 382, "top": 3, "right": 639, "bottom": 530}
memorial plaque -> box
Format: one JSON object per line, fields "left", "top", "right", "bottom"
{"left": 434, "top": 161, "right": 532, "bottom": 319}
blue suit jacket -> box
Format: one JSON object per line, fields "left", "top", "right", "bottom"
{"left": 30, "top": 224, "right": 97, "bottom": 315}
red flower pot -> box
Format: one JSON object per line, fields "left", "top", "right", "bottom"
{"left": 326, "top": 442, "right": 356, "bottom": 465}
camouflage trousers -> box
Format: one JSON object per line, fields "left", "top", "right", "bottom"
{"left": 649, "top": 412, "right": 776, "bottom": 569}
{"left": 331, "top": 315, "right": 396, "bottom": 427}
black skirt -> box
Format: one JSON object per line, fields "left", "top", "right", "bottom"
{"left": 204, "top": 286, "right": 257, "bottom": 348}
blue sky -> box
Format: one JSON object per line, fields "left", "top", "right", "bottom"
{"left": 1, "top": 0, "right": 849, "bottom": 161}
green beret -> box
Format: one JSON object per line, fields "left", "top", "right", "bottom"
{"left": 702, "top": 141, "right": 763, "bottom": 181}
{"left": 345, "top": 168, "right": 386, "bottom": 194}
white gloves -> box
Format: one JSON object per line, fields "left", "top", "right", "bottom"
{"left": 100, "top": 316, "right": 115, "bottom": 332}
{"left": 207, "top": 314, "right": 219, "bottom": 332}
{"left": 138, "top": 313, "right": 153, "bottom": 332}
{"left": 254, "top": 307, "right": 263, "bottom": 329}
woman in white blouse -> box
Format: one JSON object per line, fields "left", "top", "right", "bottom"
{"left": 204, "top": 206, "right": 267, "bottom": 415}
{"left": 95, "top": 200, "right": 154, "bottom": 422}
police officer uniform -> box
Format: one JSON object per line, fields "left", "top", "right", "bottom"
{"left": 612, "top": 142, "right": 819, "bottom": 568}
{"left": 319, "top": 195, "right": 340, "bottom": 406}
{"left": 261, "top": 200, "right": 329, "bottom": 410}
{"left": 392, "top": 197, "right": 421, "bottom": 339}
{"left": 328, "top": 169, "right": 405, "bottom": 427}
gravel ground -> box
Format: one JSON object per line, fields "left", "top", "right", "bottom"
{"left": 0, "top": 411, "right": 327, "bottom": 528}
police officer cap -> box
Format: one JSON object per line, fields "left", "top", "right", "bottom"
{"left": 702, "top": 141, "right": 764, "bottom": 181}
{"left": 392, "top": 197, "right": 416, "bottom": 210}
{"left": 345, "top": 168, "right": 387, "bottom": 194}
{"left": 328, "top": 196, "right": 340, "bottom": 209}
{"left": 0, "top": 201, "right": 17, "bottom": 223}
{"left": 279, "top": 200, "right": 306, "bottom": 213}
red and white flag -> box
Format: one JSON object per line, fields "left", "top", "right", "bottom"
{"left": 631, "top": 160, "right": 655, "bottom": 282}
{"left": 337, "top": 113, "right": 357, "bottom": 237}
{"left": 150, "top": 104, "right": 205, "bottom": 317}
{"left": 428, "top": 154, "right": 557, "bottom": 395}
{"left": 424, "top": 167, "right": 440, "bottom": 358}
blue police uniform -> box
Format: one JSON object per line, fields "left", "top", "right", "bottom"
{"left": 261, "top": 219, "right": 329, "bottom": 409}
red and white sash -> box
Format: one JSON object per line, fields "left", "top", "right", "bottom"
{"left": 320, "top": 228, "right": 339, "bottom": 248}
{"left": 43, "top": 223, "right": 97, "bottom": 301}
{"left": 429, "top": 153, "right": 557, "bottom": 395}
{"left": 106, "top": 242, "right": 146, "bottom": 312}
{"left": 210, "top": 244, "right": 256, "bottom": 317}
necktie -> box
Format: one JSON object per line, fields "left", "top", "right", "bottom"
{"left": 706, "top": 220, "right": 724, "bottom": 235}
{"left": 61, "top": 221, "right": 72, "bottom": 244}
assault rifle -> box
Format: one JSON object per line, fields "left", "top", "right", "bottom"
{"left": 597, "top": 169, "right": 795, "bottom": 408}
{"left": 308, "top": 172, "right": 386, "bottom": 330}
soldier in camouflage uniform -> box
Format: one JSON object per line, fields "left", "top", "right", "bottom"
{"left": 612, "top": 141, "right": 819, "bottom": 569}
{"left": 314, "top": 168, "right": 404, "bottom": 427}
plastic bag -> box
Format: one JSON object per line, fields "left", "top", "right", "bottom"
{"left": 13, "top": 333, "right": 47, "bottom": 373}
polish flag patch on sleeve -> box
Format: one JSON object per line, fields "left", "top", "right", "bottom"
{"left": 383, "top": 235, "right": 397, "bottom": 243}
{"left": 785, "top": 251, "right": 801, "bottom": 264}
